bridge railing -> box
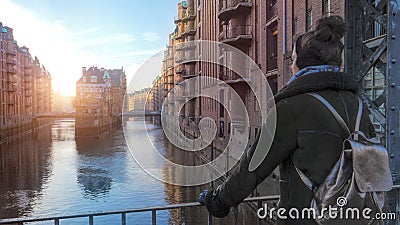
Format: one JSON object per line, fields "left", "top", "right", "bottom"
{"left": 0, "top": 195, "right": 280, "bottom": 225}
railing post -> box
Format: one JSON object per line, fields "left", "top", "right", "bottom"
{"left": 54, "top": 218, "right": 60, "bottom": 225}
{"left": 233, "top": 206, "right": 238, "bottom": 225}
{"left": 121, "top": 213, "right": 126, "bottom": 225}
{"left": 207, "top": 211, "right": 213, "bottom": 225}
{"left": 152, "top": 210, "right": 156, "bottom": 225}
{"left": 89, "top": 215, "right": 94, "bottom": 225}
{"left": 180, "top": 207, "right": 185, "bottom": 225}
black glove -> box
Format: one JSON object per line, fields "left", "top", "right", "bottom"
{"left": 198, "top": 185, "right": 230, "bottom": 218}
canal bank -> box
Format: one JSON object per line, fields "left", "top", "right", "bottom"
{"left": 0, "top": 118, "right": 52, "bottom": 144}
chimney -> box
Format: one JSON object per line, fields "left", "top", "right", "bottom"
{"left": 82, "top": 67, "right": 87, "bottom": 76}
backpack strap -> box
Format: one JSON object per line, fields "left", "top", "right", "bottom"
{"left": 354, "top": 97, "right": 363, "bottom": 140}
{"left": 307, "top": 92, "right": 363, "bottom": 140}
{"left": 291, "top": 157, "right": 315, "bottom": 191}
{"left": 307, "top": 93, "right": 351, "bottom": 136}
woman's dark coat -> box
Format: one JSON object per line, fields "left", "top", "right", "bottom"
{"left": 216, "top": 71, "right": 376, "bottom": 224}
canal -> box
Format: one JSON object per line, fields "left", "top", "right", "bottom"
{"left": 0, "top": 119, "right": 265, "bottom": 225}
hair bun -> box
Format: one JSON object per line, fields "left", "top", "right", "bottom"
{"left": 315, "top": 16, "right": 346, "bottom": 42}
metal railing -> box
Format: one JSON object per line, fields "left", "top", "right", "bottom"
{"left": 220, "top": 25, "right": 252, "bottom": 41}
{"left": 219, "top": 0, "right": 252, "bottom": 12}
{"left": 0, "top": 195, "right": 280, "bottom": 225}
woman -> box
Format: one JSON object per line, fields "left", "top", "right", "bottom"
{"left": 199, "top": 15, "right": 376, "bottom": 224}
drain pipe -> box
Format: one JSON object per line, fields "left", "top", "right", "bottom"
{"left": 283, "top": 0, "right": 287, "bottom": 54}
{"left": 282, "top": 0, "right": 287, "bottom": 86}
{"left": 259, "top": 0, "right": 262, "bottom": 69}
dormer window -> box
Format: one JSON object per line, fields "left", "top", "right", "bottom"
{"left": 91, "top": 76, "right": 97, "bottom": 83}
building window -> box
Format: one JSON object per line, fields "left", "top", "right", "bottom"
{"left": 247, "top": 89, "right": 251, "bottom": 111}
{"left": 254, "top": 94, "right": 259, "bottom": 112}
{"left": 272, "top": 32, "right": 278, "bottom": 60}
{"left": 83, "top": 76, "right": 86, "bottom": 83}
{"left": 219, "top": 121, "right": 224, "bottom": 137}
{"left": 91, "top": 76, "right": 97, "bottom": 83}
{"left": 306, "top": 9, "right": 313, "bottom": 31}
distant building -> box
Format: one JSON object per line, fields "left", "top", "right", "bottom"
{"left": 75, "top": 66, "right": 126, "bottom": 137}
{"left": 128, "top": 88, "right": 152, "bottom": 113}
{"left": 62, "top": 96, "right": 76, "bottom": 113}
{"left": 52, "top": 89, "right": 63, "bottom": 112}
{"left": 0, "top": 22, "right": 52, "bottom": 140}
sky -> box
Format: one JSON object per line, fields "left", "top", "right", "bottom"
{"left": 0, "top": 0, "right": 180, "bottom": 96}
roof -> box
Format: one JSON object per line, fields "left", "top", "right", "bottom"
{"left": 77, "top": 66, "right": 125, "bottom": 86}
{"left": 107, "top": 69, "right": 125, "bottom": 87}
{"left": 103, "top": 70, "right": 110, "bottom": 79}
{"left": 77, "top": 67, "right": 106, "bottom": 84}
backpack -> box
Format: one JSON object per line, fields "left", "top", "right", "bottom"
{"left": 291, "top": 92, "right": 393, "bottom": 225}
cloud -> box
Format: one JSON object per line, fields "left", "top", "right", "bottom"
{"left": 77, "top": 33, "right": 136, "bottom": 47}
{"left": 0, "top": 0, "right": 88, "bottom": 95}
{"left": 72, "top": 26, "right": 104, "bottom": 37}
{"left": 141, "top": 32, "right": 160, "bottom": 42}
{"left": 0, "top": 0, "right": 166, "bottom": 96}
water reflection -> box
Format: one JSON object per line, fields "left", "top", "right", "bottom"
{"left": 75, "top": 138, "right": 113, "bottom": 200}
{"left": 0, "top": 123, "right": 52, "bottom": 219}
{"left": 0, "top": 118, "right": 275, "bottom": 224}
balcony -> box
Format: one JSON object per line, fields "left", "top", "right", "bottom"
{"left": 166, "top": 62, "right": 174, "bottom": 69}
{"left": 8, "top": 96, "right": 15, "bottom": 105}
{"left": 8, "top": 83, "right": 17, "bottom": 92}
{"left": 174, "top": 16, "right": 182, "bottom": 24}
{"left": 181, "top": 9, "right": 196, "bottom": 22}
{"left": 8, "top": 74, "right": 17, "bottom": 83}
{"left": 182, "top": 50, "right": 196, "bottom": 64}
{"left": 218, "top": 0, "right": 252, "bottom": 21}
{"left": 25, "top": 90, "right": 33, "bottom": 96}
{"left": 25, "top": 76, "right": 33, "bottom": 83}
{"left": 25, "top": 83, "right": 33, "bottom": 90}
{"left": 25, "top": 68, "right": 32, "bottom": 75}
{"left": 7, "top": 66, "right": 17, "bottom": 74}
{"left": 182, "top": 70, "right": 196, "bottom": 78}
{"left": 6, "top": 57, "right": 17, "bottom": 65}
{"left": 167, "top": 70, "right": 174, "bottom": 76}
{"left": 219, "top": 25, "right": 252, "bottom": 45}
{"left": 182, "top": 42, "right": 197, "bottom": 50}
{"left": 183, "top": 90, "right": 195, "bottom": 98}
{"left": 175, "top": 55, "right": 185, "bottom": 63}
{"left": 6, "top": 49, "right": 17, "bottom": 55}
{"left": 181, "top": 25, "right": 196, "bottom": 38}
{"left": 219, "top": 69, "right": 251, "bottom": 84}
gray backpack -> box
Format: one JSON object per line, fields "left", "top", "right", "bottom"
{"left": 292, "top": 93, "right": 393, "bottom": 225}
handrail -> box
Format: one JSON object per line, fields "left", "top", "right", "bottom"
{"left": 1, "top": 185, "right": 398, "bottom": 224}
{"left": 0, "top": 195, "right": 280, "bottom": 225}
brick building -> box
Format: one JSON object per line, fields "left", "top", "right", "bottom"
{"left": 75, "top": 66, "right": 126, "bottom": 137}
{"left": 150, "top": 0, "right": 346, "bottom": 148}
{"left": 0, "top": 23, "right": 52, "bottom": 141}
{"left": 128, "top": 88, "right": 152, "bottom": 113}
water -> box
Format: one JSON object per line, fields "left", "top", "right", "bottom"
{"left": 0, "top": 119, "right": 263, "bottom": 225}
